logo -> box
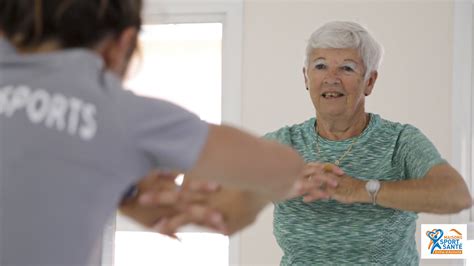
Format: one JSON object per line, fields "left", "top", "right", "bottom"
{"left": 421, "top": 224, "right": 467, "bottom": 259}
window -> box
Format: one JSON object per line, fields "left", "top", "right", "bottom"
{"left": 124, "top": 23, "right": 222, "bottom": 124}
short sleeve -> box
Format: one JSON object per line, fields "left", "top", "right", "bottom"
{"left": 394, "top": 125, "right": 446, "bottom": 179}
{"left": 116, "top": 90, "right": 209, "bottom": 172}
{"left": 263, "top": 126, "right": 292, "bottom": 145}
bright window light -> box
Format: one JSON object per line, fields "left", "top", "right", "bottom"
{"left": 115, "top": 232, "right": 228, "bottom": 266}
{"left": 124, "top": 23, "right": 222, "bottom": 124}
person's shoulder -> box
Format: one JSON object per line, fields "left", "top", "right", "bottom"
{"left": 263, "top": 118, "right": 314, "bottom": 142}
{"left": 372, "top": 114, "right": 427, "bottom": 146}
{"left": 374, "top": 114, "right": 420, "bottom": 135}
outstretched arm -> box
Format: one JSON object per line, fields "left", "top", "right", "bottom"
{"left": 185, "top": 124, "right": 304, "bottom": 201}
{"left": 298, "top": 163, "right": 472, "bottom": 214}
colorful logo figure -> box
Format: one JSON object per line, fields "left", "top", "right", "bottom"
{"left": 426, "top": 228, "right": 463, "bottom": 255}
{"left": 427, "top": 229, "right": 443, "bottom": 254}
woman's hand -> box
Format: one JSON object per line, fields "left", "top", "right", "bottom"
{"left": 324, "top": 174, "right": 367, "bottom": 204}
{"left": 293, "top": 162, "right": 342, "bottom": 202}
{"left": 295, "top": 163, "right": 367, "bottom": 204}
{"left": 119, "top": 171, "right": 227, "bottom": 238}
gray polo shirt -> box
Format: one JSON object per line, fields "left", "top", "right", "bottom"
{"left": 0, "top": 40, "right": 209, "bottom": 265}
{"left": 0, "top": 38, "right": 14, "bottom": 54}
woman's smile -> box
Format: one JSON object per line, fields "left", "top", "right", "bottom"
{"left": 321, "top": 91, "right": 345, "bottom": 99}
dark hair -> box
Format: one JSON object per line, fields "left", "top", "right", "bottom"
{"left": 0, "top": 0, "right": 142, "bottom": 48}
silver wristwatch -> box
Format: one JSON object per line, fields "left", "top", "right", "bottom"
{"left": 365, "top": 180, "right": 381, "bottom": 205}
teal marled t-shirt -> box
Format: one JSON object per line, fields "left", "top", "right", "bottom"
{"left": 264, "top": 114, "right": 446, "bottom": 265}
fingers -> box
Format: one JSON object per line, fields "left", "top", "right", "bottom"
{"left": 302, "top": 189, "right": 330, "bottom": 202}
{"left": 321, "top": 163, "right": 344, "bottom": 175}
{"left": 119, "top": 203, "right": 179, "bottom": 228}
{"left": 299, "top": 177, "right": 332, "bottom": 202}
{"left": 308, "top": 173, "right": 339, "bottom": 188}
{"left": 153, "top": 205, "right": 228, "bottom": 237}
{"left": 138, "top": 190, "right": 180, "bottom": 205}
{"left": 141, "top": 170, "right": 179, "bottom": 187}
{"left": 136, "top": 175, "right": 180, "bottom": 206}
{"left": 292, "top": 162, "right": 345, "bottom": 202}
{"left": 139, "top": 182, "right": 220, "bottom": 207}
{"left": 303, "top": 162, "right": 345, "bottom": 177}
{"left": 185, "top": 179, "right": 220, "bottom": 193}
{"left": 298, "top": 171, "right": 339, "bottom": 191}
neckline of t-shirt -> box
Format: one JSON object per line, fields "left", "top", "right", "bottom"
{"left": 308, "top": 113, "right": 379, "bottom": 147}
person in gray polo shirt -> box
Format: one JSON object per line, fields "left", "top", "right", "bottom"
{"left": 0, "top": 1, "right": 306, "bottom": 265}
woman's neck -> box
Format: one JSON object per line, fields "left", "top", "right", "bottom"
{"left": 315, "top": 112, "right": 370, "bottom": 141}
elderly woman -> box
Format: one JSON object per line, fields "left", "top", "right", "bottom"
{"left": 264, "top": 21, "right": 472, "bottom": 265}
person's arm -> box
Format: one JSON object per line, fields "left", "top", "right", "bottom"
{"left": 120, "top": 124, "right": 303, "bottom": 235}
{"left": 299, "top": 163, "right": 472, "bottom": 214}
{"left": 155, "top": 187, "right": 269, "bottom": 236}
{"left": 344, "top": 163, "right": 471, "bottom": 213}
{"left": 120, "top": 93, "right": 304, "bottom": 202}
{"left": 120, "top": 172, "right": 269, "bottom": 236}
{"left": 117, "top": 95, "right": 304, "bottom": 233}
{"left": 185, "top": 124, "right": 304, "bottom": 201}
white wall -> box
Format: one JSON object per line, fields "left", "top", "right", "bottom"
{"left": 238, "top": 1, "right": 455, "bottom": 265}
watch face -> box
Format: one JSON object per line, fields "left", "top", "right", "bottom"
{"left": 366, "top": 180, "right": 380, "bottom": 192}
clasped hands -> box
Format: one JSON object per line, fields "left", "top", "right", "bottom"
{"left": 293, "top": 162, "right": 366, "bottom": 204}
{"left": 119, "top": 163, "right": 367, "bottom": 239}
{"left": 119, "top": 170, "right": 268, "bottom": 238}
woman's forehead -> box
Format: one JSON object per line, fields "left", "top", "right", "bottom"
{"left": 310, "top": 48, "right": 362, "bottom": 63}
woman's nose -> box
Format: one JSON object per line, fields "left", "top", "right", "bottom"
{"left": 323, "top": 67, "right": 342, "bottom": 85}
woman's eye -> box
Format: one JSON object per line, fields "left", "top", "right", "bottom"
{"left": 341, "top": 66, "right": 354, "bottom": 72}
{"left": 315, "top": 64, "right": 326, "bottom": 70}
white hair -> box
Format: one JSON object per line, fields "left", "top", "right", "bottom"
{"left": 304, "top": 21, "right": 384, "bottom": 80}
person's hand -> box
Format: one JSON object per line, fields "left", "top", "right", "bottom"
{"left": 206, "top": 189, "right": 269, "bottom": 235}
{"left": 155, "top": 181, "right": 270, "bottom": 236}
{"left": 294, "top": 162, "right": 342, "bottom": 202}
{"left": 324, "top": 173, "right": 366, "bottom": 204}
{"left": 120, "top": 171, "right": 179, "bottom": 227}
{"left": 119, "top": 170, "right": 226, "bottom": 238}
{"left": 295, "top": 163, "right": 367, "bottom": 204}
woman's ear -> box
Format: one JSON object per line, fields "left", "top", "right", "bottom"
{"left": 303, "top": 67, "right": 309, "bottom": 91}
{"left": 364, "top": 71, "right": 378, "bottom": 96}
{"left": 97, "top": 27, "right": 138, "bottom": 78}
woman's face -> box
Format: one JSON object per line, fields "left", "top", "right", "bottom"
{"left": 304, "top": 48, "right": 377, "bottom": 119}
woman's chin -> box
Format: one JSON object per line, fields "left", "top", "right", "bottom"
{"left": 317, "top": 110, "right": 347, "bottom": 118}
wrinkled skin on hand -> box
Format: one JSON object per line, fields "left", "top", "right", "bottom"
{"left": 294, "top": 162, "right": 365, "bottom": 204}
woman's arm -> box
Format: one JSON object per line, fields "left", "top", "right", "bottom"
{"left": 300, "top": 163, "right": 472, "bottom": 214}
{"left": 361, "top": 163, "right": 471, "bottom": 213}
